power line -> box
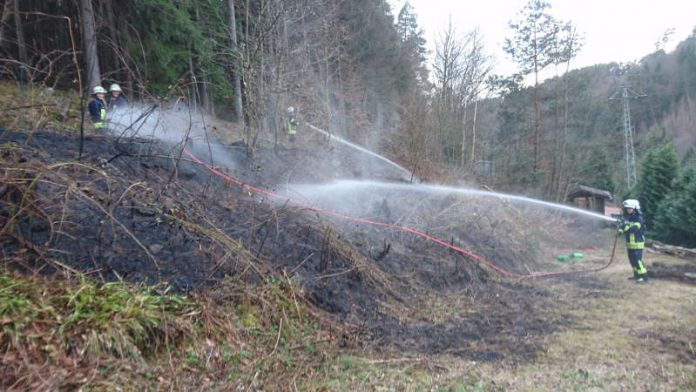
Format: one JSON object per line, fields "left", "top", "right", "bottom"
{"left": 609, "top": 86, "right": 646, "bottom": 189}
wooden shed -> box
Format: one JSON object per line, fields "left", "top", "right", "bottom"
{"left": 566, "top": 185, "right": 613, "bottom": 215}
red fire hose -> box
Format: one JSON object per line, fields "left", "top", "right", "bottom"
{"left": 184, "top": 147, "right": 619, "bottom": 279}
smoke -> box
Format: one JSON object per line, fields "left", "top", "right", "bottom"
{"left": 105, "top": 102, "right": 240, "bottom": 171}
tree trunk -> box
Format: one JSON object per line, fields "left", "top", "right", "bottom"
{"left": 188, "top": 50, "right": 198, "bottom": 108}
{"left": 471, "top": 98, "right": 478, "bottom": 167}
{"left": 12, "top": 0, "right": 29, "bottom": 85}
{"left": 547, "top": 69, "right": 561, "bottom": 198}
{"left": 243, "top": 0, "right": 252, "bottom": 157}
{"left": 555, "top": 60, "right": 572, "bottom": 201}
{"left": 532, "top": 26, "right": 541, "bottom": 173}
{"left": 102, "top": 0, "right": 125, "bottom": 84}
{"left": 0, "top": 0, "right": 12, "bottom": 49}
{"left": 227, "top": 0, "right": 244, "bottom": 124}
{"left": 192, "top": 3, "right": 212, "bottom": 114}
{"left": 78, "top": 0, "right": 101, "bottom": 90}
{"left": 460, "top": 98, "right": 468, "bottom": 168}
{"left": 102, "top": 2, "right": 134, "bottom": 97}
{"left": 533, "top": 77, "right": 541, "bottom": 172}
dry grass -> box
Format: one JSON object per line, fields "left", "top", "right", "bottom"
{"left": 0, "top": 270, "right": 337, "bottom": 390}
{"left": 0, "top": 81, "right": 83, "bottom": 135}
{"left": 304, "top": 251, "right": 695, "bottom": 391}
{"left": 502, "top": 255, "right": 696, "bottom": 392}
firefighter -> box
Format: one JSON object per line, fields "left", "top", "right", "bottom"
{"left": 107, "top": 83, "right": 128, "bottom": 110}
{"left": 285, "top": 106, "right": 298, "bottom": 142}
{"left": 617, "top": 199, "right": 648, "bottom": 282}
{"left": 88, "top": 85, "right": 108, "bottom": 129}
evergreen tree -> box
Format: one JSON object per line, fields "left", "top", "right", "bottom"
{"left": 635, "top": 143, "right": 680, "bottom": 226}
{"left": 653, "top": 169, "right": 696, "bottom": 247}
{"left": 582, "top": 146, "right": 614, "bottom": 193}
{"left": 676, "top": 31, "right": 696, "bottom": 100}
{"left": 123, "top": 0, "right": 202, "bottom": 94}
{"left": 395, "top": 1, "right": 428, "bottom": 90}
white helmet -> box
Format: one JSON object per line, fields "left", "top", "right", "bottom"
{"left": 622, "top": 199, "right": 640, "bottom": 210}
{"left": 93, "top": 86, "right": 107, "bottom": 94}
{"left": 109, "top": 83, "right": 122, "bottom": 92}
{"left": 287, "top": 106, "right": 295, "bottom": 115}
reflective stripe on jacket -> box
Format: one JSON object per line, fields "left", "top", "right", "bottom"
{"left": 622, "top": 212, "right": 645, "bottom": 250}
{"left": 88, "top": 98, "right": 107, "bottom": 128}
{"left": 287, "top": 117, "right": 297, "bottom": 135}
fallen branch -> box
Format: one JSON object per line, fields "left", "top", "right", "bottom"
{"left": 264, "top": 318, "right": 283, "bottom": 359}
{"left": 364, "top": 357, "right": 424, "bottom": 364}
{"left": 0, "top": 104, "right": 49, "bottom": 111}
{"left": 649, "top": 240, "right": 696, "bottom": 259}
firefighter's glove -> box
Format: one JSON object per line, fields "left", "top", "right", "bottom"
{"left": 616, "top": 224, "right": 629, "bottom": 236}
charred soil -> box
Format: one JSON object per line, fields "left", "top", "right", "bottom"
{"left": 0, "top": 128, "right": 574, "bottom": 364}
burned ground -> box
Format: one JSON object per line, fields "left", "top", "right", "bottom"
{"left": 1, "top": 128, "right": 591, "bottom": 362}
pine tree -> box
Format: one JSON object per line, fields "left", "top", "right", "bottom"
{"left": 653, "top": 170, "right": 696, "bottom": 247}
{"left": 636, "top": 143, "right": 680, "bottom": 226}
{"left": 395, "top": 1, "right": 428, "bottom": 90}
{"left": 583, "top": 146, "right": 614, "bottom": 193}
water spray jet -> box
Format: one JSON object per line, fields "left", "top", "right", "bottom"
{"left": 305, "top": 122, "right": 415, "bottom": 182}
{"left": 286, "top": 179, "right": 617, "bottom": 223}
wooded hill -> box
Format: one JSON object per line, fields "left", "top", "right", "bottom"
{"left": 1, "top": 0, "right": 695, "bottom": 246}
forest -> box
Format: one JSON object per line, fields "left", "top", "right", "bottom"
{"left": 0, "top": 0, "right": 695, "bottom": 389}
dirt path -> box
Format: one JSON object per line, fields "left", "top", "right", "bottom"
{"left": 445, "top": 252, "right": 696, "bottom": 391}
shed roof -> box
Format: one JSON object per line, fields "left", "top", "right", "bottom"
{"left": 566, "top": 185, "right": 613, "bottom": 201}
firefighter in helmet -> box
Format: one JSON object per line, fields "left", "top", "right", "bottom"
{"left": 107, "top": 83, "right": 128, "bottom": 110}
{"left": 88, "top": 85, "right": 108, "bottom": 129}
{"left": 285, "top": 106, "right": 298, "bottom": 142}
{"left": 617, "top": 199, "right": 648, "bottom": 282}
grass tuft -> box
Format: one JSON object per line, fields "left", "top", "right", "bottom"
{"left": 0, "top": 272, "right": 192, "bottom": 362}
{"left": 0, "top": 270, "right": 333, "bottom": 390}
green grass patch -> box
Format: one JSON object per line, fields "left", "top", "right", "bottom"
{"left": 0, "top": 272, "right": 192, "bottom": 360}
{"left": 0, "top": 270, "right": 332, "bottom": 390}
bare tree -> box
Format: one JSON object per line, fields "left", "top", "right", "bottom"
{"left": 503, "top": 0, "right": 561, "bottom": 172}
{"left": 433, "top": 23, "right": 492, "bottom": 167}
{"left": 433, "top": 19, "right": 465, "bottom": 163}
{"left": 552, "top": 23, "right": 583, "bottom": 200}
{"left": 227, "top": 0, "right": 244, "bottom": 124}
{"left": 460, "top": 29, "right": 493, "bottom": 168}
{"left": 78, "top": 0, "right": 101, "bottom": 89}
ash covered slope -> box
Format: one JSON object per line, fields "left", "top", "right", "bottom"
{"left": 0, "top": 124, "right": 606, "bottom": 359}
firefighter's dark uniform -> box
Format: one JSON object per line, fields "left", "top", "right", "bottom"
{"left": 88, "top": 96, "right": 107, "bottom": 129}
{"left": 107, "top": 94, "right": 128, "bottom": 110}
{"left": 619, "top": 211, "right": 648, "bottom": 280}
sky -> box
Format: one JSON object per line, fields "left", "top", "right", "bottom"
{"left": 387, "top": 0, "right": 696, "bottom": 80}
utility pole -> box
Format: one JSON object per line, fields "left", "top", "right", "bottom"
{"left": 609, "top": 86, "right": 646, "bottom": 189}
